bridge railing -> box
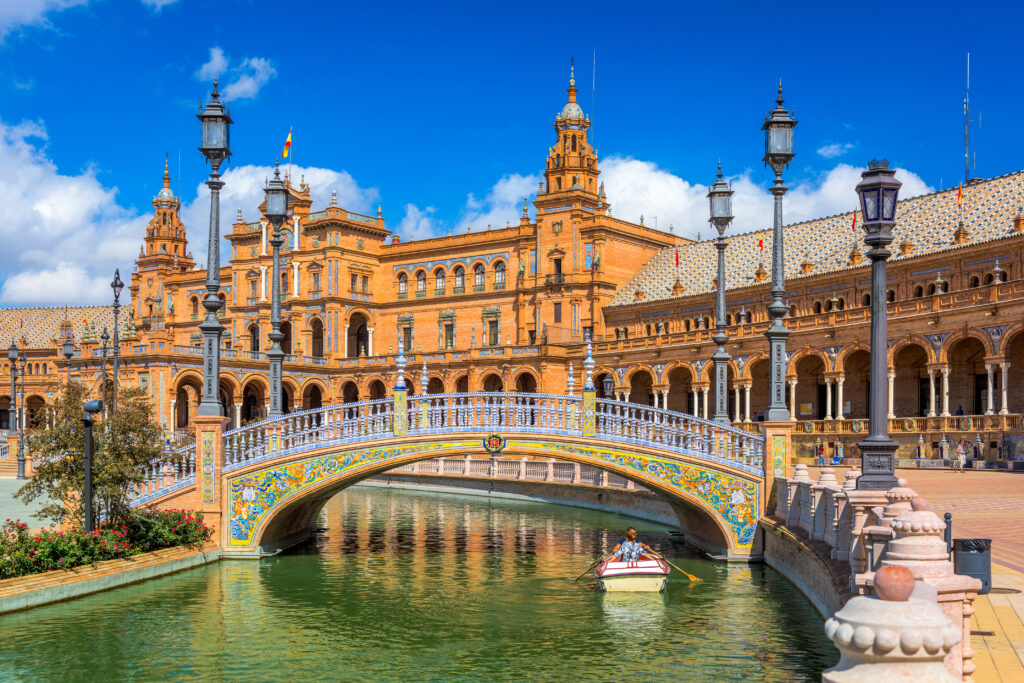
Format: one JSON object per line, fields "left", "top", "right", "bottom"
{"left": 129, "top": 443, "right": 197, "bottom": 505}
{"left": 388, "top": 456, "right": 647, "bottom": 490}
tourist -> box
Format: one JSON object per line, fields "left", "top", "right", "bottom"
{"left": 955, "top": 405, "right": 964, "bottom": 416}
{"left": 611, "top": 527, "right": 652, "bottom": 562}
{"left": 954, "top": 439, "right": 967, "bottom": 473}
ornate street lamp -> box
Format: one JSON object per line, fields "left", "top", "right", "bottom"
{"left": 62, "top": 329, "right": 74, "bottom": 383}
{"left": 110, "top": 269, "right": 123, "bottom": 412}
{"left": 855, "top": 160, "right": 901, "bottom": 491}
{"left": 762, "top": 83, "right": 797, "bottom": 421}
{"left": 197, "top": 79, "right": 232, "bottom": 417}
{"left": 601, "top": 374, "right": 615, "bottom": 400}
{"left": 17, "top": 348, "right": 25, "bottom": 479}
{"left": 265, "top": 162, "right": 289, "bottom": 418}
{"left": 7, "top": 341, "right": 17, "bottom": 470}
{"left": 709, "top": 162, "right": 734, "bottom": 425}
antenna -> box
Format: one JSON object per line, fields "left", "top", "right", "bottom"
{"left": 591, "top": 49, "right": 596, "bottom": 145}
{"left": 964, "top": 52, "right": 972, "bottom": 183}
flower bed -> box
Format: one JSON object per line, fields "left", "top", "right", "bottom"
{"left": 1, "top": 508, "right": 211, "bottom": 579}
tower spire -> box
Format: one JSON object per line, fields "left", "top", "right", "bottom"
{"left": 567, "top": 57, "right": 577, "bottom": 103}
{"left": 163, "top": 153, "right": 171, "bottom": 188}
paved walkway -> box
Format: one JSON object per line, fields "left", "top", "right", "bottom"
{"left": 0, "top": 478, "right": 50, "bottom": 528}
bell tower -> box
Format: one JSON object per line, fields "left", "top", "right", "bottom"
{"left": 538, "top": 60, "right": 601, "bottom": 208}
{"left": 140, "top": 157, "right": 192, "bottom": 271}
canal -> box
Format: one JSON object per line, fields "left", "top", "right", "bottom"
{"left": 0, "top": 486, "right": 837, "bottom": 680}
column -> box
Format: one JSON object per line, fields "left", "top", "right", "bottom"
{"left": 744, "top": 384, "right": 751, "bottom": 422}
{"left": 940, "top": 367, "right": 950, "bottom": 416}
{"left": 1001, "top": 362, "right": 1010, "bottom": 415}
{"left": 342, "top": 324, "right": 349, "bottom": 357}
{"left": 234, "top": 403, "right": 241, "bottom": 428}
{"left": 836, "top": 377, "right": 845, "bottom": 420}
{"left": 788, "top": 380, "right": 797, "bottom": 422}
{"left": 733, "top": 384, "right": 741, "bottom": 423}
{"left": 169, "top": 399, "right": 176, "bottom": 429}
{"left": 701, "top": 387, "right": 709, "bottom": 419}
{"left": 986, "top": 364, "right": 995, "bottom": 415}
{"left": 887, "top": 372, "right": 896, "bottom": 419}
{"left": 692, "top": 388, "right": 699, "bottom": 417}
{"left": 824, "top": 377, "right": 834, "bottom": 420}
{"left": 260, "top": 266, "right": 267, "bottom": 300}
{"left": 367, "top": 327, "right": 374, "bottom": 356}
{"left": 292, "top": 262, "right": 300, "bottom": 296}
{"left": 927, "top": 369, "right": 936, "bottom": 417}
{"left": 260, "top": 222, "right": 267, "bottom": 256}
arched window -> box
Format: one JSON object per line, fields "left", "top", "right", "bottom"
{"left": 416, "top": 270, "right": 426, "bottom": 293}
{"left": 494, "top": 262, "right": 506, "bottom": 286}
{"left": 744, "top": 310, "right": 752, "bottom": 324}
{"left": 191, "top": 297, "right": 199, "bottom": 317}
{"left": 984, "top": 273, "right": 994, "bottom": 285}
{"left": 249, "top": 324, "right": 260, "bottom": 352}
{"left": 434, "top": 268, "right": 446, "bottom": 292}
{"left": 914, "top": 285, "right": 924, "bottom": 298}
{"left": 453, "top": 266, "right": 465, "bottom": 290}
{"left": 887, "top": 289, "right": 896, "bottom": 302}
{"left": 684, "top": 320, "right": 691, "bottom": 331}
{"left": 645, "top": 324, "right": 652, "bottom": 336}
{"left": 474, "top": 264, "right": 485, "bottom": 288}
{"left": 838, "top": 297, "right": 845, "bottom": 310}
{"left": 969, "top": 275, "right": 980, "bottom": 288}
{"left": 725, "top": 314, "right": 733, "bottom": 326}
{"left": 26, "top": 364, "right": 32, "bottom": 376}
{"left": 927, "top": 283, "right": 936, "bottom": 296}
{"left": 397, "top": 272, "right": 408, "bottom": 295}
{"left": 281, "top": 271, "right": 288, "bottom": 294}
{"left": 703, "top": 316, "right": 710, "bottom": 329}
{"left": 813, "top": 301, "right": 823, "bottom": 314}
{"left": 862, "top": 293, "right": 871, "bottom": 306}
{"left": 789, "top": 304, "right": 797, "bottom": 317}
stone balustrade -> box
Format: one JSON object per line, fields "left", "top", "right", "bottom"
{"left": 387, "top": 456, "right": 646, "bottom": 491}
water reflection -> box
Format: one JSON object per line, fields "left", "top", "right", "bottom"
{"left": 0, "top": 486, "right": 836, "bottom": 681}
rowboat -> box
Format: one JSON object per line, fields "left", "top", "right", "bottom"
{"left": 594, "top": 554, "right": 670, "bottom": 592}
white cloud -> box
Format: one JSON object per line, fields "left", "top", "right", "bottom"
{"left": 456, "top": 173, "right": 541, "bottom": 232}
{"left": 817, "top": 142, "right": 856, "bottom": 159}
{"left": 0, "top": 0, "right": 87, "bottom": 42}
{"left": 600, "top": 156, "right": 933, "bottom": 241}
{"left": 0, "top": 118, "right": 147, "bottom": 306}
{"left": 141, "top": 0, "right": 178, "bottom": 9}
{"left": 398, "top": 204, "right": 439, "bottom": 241}
{"left": 180, "top": 163, "right": 380, "bottom": 266}
{"left": 195, "top": 47, "right": 276, "bottom": 101}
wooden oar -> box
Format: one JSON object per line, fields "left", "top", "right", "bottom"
{"left": 573, "top": 551, "right": 616, "bottom": 581}
{"left": 647, "top": 550, "right": 701, "bottom": 582}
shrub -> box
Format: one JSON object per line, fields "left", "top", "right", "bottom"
{"left": 0, "top": 508, "right": 211, "bottom": 580}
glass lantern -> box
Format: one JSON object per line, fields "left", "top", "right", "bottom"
{"left": 855, "top": 160, "right": 902, "bottom": 232}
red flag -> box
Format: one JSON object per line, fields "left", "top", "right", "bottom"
{"left": 758, "top": 231, "right": 764, "bottom": 250}
{"left": 20, "top": 318, "right": 23, "bottom": 329}
{"left": 851, "top": 211, "right": 857, "bottom": 232}
{"left": 675, "top": 249, "right": 679, "bottom": 267}
{"left": 957, "top": 183, "right": 963, "bottom": 207}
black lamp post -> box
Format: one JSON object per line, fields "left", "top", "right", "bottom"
{"left": 110, "top": 269, "right": 123, "bottom": 412}
{"left": 7, "top": 341, "right": 17, "bottom": 463}
{"left": 265, "top": 162, "right": 289, "bottom": 418}
{"left": 17, "top": 348, "right": 25, "bottom": 479}
{"left": 708, "top": 162, "right": 734, "bottom": 425}
{"left": 82, "top": 399, "right": 103, "bottom": 532}
{"left": 762, "top": 83, "right": 797, "bottom": 421}
{"left": 601, "top": 374, "right": 615, "bottom": 400}
{"left": 197, "top": 79, "right": 232, "bottom": 417}
{"left": 62, "top": 330, "right": 74, "bottom": 384}
{"left": 855, "top": 160, "right": 902, "bottom": 491}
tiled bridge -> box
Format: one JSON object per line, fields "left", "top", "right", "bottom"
{"left": 131, "top": 389, "right": 780, "bottom": 559}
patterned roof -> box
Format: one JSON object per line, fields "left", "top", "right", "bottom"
{"left": 0, "top": 306, "right": 115, "bottom": 348}
{"left": 611, "top": 170, "right": 1024, "bottom": 306}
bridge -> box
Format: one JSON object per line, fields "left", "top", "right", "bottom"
{"left": 129, "top": 366, "right": 789, "bottom": 559}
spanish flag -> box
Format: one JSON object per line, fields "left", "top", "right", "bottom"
{"left": 758, "top": 231, "right": 764, "bottom": 250}
{"left": 851, "top": 211, "right": 857, "bottom": 232}
{"left": 957, "top": 183, "right": 962, "bottom": 207}
{"left": 282, "top": 128, "right": 292, "bottom": 159}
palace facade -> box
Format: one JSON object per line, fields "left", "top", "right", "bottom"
{"left": 3, "top": 69, "right": 1024, "bottom": 468}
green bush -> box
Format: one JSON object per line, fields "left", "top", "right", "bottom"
{"left": 0, "top": 508, "right": 211, "bottom": 580}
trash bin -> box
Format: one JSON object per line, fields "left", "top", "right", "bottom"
{"left": 952, "top": 538, "right": 991, "bottom": 595}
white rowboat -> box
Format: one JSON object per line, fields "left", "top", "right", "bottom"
{"left": 595, "top": 556, "right": 670, "bottom": 592}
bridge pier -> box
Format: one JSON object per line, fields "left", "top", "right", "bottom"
{"left": 193, "top": 413, "right": 230, "bottom": 546}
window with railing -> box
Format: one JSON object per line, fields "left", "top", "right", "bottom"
{"left": 453, "top": 266, "right": 465, "bottom": 293}
{"left": 397, "top": 272, "right": 408, "bottom": 298}
{"left": 434, "top": 269, "right": 445, "bottom": 294}
{"left": 494, "top": 262, "right": 505, "bottom": 290}
{"left": 416, "top": 270, "right": 427, "bottom": 297}
{"left": 473, "top": 265, "right": 485, "bottom": 292}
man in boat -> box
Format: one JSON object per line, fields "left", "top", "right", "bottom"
{"left": 611, "top": 527, "right": 653, "bottom": 562}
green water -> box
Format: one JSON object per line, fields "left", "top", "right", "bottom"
{"left": 0, "top": 487, "right": 837, "bottom": 681}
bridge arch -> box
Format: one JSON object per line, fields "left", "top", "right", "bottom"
{"left": 224, "top": 435, "right": 755, "bottom": 559}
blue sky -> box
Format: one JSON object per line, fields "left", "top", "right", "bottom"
{"left": 0, "top": 0, "right": 1020, "bottom": 306}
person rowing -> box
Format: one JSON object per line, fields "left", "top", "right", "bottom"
{"left": 611, "top": 527, "right": 653, "bottom": 562}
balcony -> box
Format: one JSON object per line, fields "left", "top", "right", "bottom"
{"left": 545, "top": 273, "right": 565, "bottom": 286}
{"left": 397, "top": 292, "right": 408, "bottom": 300}
{"left": 416, "top": 290, "right": 426, "bottom": 298}
{"left": 453, "top": 286, "right": 465, "bottom": 294}
{"left": 493, "top": 282, "right": 505, "bottom": 291}
{"left": 472, "top": 284, "right": 485, "bottom": 293}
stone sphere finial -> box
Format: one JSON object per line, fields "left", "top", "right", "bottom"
{"left": 874, "top": 565, "right": 915, "bottom": 602}
{"left": 912, "top": 497, "right": 927, "bottom": 511}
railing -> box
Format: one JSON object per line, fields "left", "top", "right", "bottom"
{"left": 387, "top": 457, "right": 647, "bottom": 490}
{"left": 0, "top": 442, "right": 8, "bottom": 460}
{"left": 129, "top": 444, "right": 198, "bottom": 505}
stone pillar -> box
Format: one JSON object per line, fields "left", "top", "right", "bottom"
{"left": 260, "top": 265, "right": 267, "bottom": 301}
{"left": 691, "top": 389, "right": 699, "bottom": 417}
{"left": 823, "top": 565, "right": 962, "bottom": 682}
{"left": 292, "top": 261, "right": 299, "bottom": 296}
{"left": 985, "top": 364, "right": 994, "bottom": 415}
{"left": 836, "top": 376, "right": 845, "bottom": 420}
{"left": 788, "top": 380, "right": 797, "bottom": 422}
{"left": 764, "top": 422, "right": 794, "bottom": 514}
{"left": 880, "top": 497, "right": 982, "bottom": 680}
{"left": 812, "top": 468, "right": 841, "bottom": 542}
{"left": 233, "top": 403, "right": 241, "bottom": 429}
{"left": 786, "top": 463, "right": 811, "bottom": 528}
{"left": 1000, "top": 362, "right": 1009, "bottom": 415}
{"left": 825, "top": 377, "right": 834, "bottom": 420}
{"left": 887, "top": 372, "right": 896, "bottom": 419}
{"left": 744, "top": 384, "right": 751, "bottom": 422}
{"left": 192, "top": 413, "right": 230, "bottom": 548}
{"left": 845, "top": 488, "right": 891, "bottom": 581}
{"left": 367, "top": 327, "right": 374, "bottom": 357}
{"left": 733, "top": 384, "right": 741, "bottom": 422}
{"left": 701, "top": 387, "right": 709, "bottom": 420}
{"left": 830, "top": 469, "right": 861, "bottom": 557}
{"left": 927, "top": 369, "right": 937, "bottom": 417}
{"left": 941, "top": 367, "right": 951, "bottom": 417}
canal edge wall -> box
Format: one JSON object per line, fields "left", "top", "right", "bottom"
{"left": 0, "top": 542, "right": 221, "bottom": 615}
{"left": 357, "top": 475, "right": 680, "bottom": 527}
{"left": 759, "top": 516, "right": 853, "bottom": 618}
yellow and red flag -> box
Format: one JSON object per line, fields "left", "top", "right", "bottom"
{"left": 758, "top": 231, "right": 764, "bottom": 250}
{"left": 957, "top": 183, "right": 962, "bottom": 207}
{"left": 282, "top": 128, "right": 292, "bottom": 159}
{"left": 675, "top": 249, "right": 679, "bottom": 267}
{"left": 851, "top": 211, "right": 857, "bottom": 232}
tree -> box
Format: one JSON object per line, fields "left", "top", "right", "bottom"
{"left": 17, "top": 382, "right": 164, "bottom": 527}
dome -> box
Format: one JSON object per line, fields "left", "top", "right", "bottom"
{"left": 157, "top": 187, "right": 176, "bottom": 202}
{"left": 559, "top": 101, "right": 585, "bottom": 120}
